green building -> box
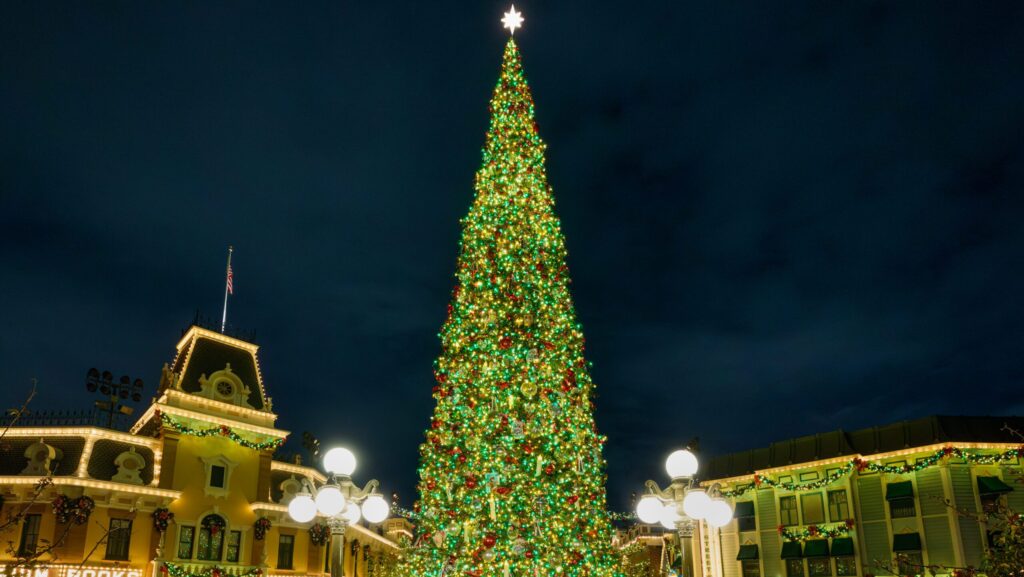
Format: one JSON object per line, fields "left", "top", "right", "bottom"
{"left": 697, "top": 416, "right": 1023, "bottom": 577}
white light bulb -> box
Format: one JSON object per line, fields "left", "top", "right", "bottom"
{"left": 706, "top": 499, "right": 733, "bottom": 528}
{"left": 636, "top": 495, "right": 664, "bottom": 524}
{"left": 362, "top": 494, "right": 390, "bottom": 524}
{"left": 323, "top": 447, "right": 357, "bottom": 476}
{"left": 683, "top": 490, "right": 712, "bottom": 520}
{"left": 665, "top": 450, "right": 698, "bottom": 479}
{"left": 288, "top": 494, "right": 317, "bottom": 523}
{"left": 315, "top": 485, "right": 346, "bottom": 516}
{"left": 660, "top": 503, "right": 682, "bottom": 530}
{"left": 342, "top": 502, "right": 362, "bottom": 524}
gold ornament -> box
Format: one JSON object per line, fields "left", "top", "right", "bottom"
{"left": 521, "top": 382, "right": 537, "bottom": 398}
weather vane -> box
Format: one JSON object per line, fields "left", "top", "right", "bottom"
{"left": 502, "top": 4, "right": 524, "bottom": 35}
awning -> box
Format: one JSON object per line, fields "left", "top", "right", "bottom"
{"left": 803, "top": 540, "right": 829, "bottom": 558}
{"left": 735, "top": 501, "right": 755, "bottom": 517}
{"left": 886, "top": 481, "right": 914, "bottom": 501}
{"left": 893, "top": 533, "right": 922, "bottom": 552}
{"left": 781, "top": 542, "right": 803, "bottom": 559}
{"left": 978, "top": 476, "right": 1014, "bottom": 495}
{"left": 737, "top": 545, "right": 759, "bottom": 560}
{"left": 830, "top": 538, "right": 855, "bottom": 557}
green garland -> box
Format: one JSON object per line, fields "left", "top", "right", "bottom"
{"left": 159, "top": 412, "right": 285, "bottom": 450}
{"left": 722, "top": 445, "right": 1024, "bottom": 497}
{"left": 777, "top": 520, "right": 855, "bottom": 542}
{"left": 163, "top": 562, "right": 262, "bottom": 577}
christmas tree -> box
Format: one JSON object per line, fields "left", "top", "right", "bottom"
{"left": 404, "top": 18, "right": 621, "bottom": 577}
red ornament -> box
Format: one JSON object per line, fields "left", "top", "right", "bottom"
{"left": 567, "top": 495, "right": 579, "bottom": 505}
{"left": 525, "top": 550, "right": 534, "bottom": 559}
{"left": 544, "top": 464, "right": 555, "bottom": 475}
{"left": 499, "top": 337, "right": 513, "bottom": 349}
{"left": 465, "top": 476, "right": 478, "bottom": 489}
{"left": 483, "top": 533, "right": 497, "bottom": 548}
{"left": 427, "top": 480, "right": 436, "bottom": 490}
{"left": 496, "top": 486, "right": 511, "bottom": 496}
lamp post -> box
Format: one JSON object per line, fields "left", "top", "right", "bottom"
{"left": 635, "top": 449, "right": 734, "bottom": 576}
{"left": 286, "top": 447, "right": 390, "bottom": 577}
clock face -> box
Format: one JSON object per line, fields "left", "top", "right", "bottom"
{"left": 216, "top": 380, "right": 235, "bottom": 398}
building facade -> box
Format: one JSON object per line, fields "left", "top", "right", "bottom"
{"left": 696, "top": 416, "right": 1024, "bottom": 577}
{"left": 0, "top": 326, "right": 408, "bottom": 577}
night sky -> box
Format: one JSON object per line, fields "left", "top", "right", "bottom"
{"left": 2, "top": 2, "right": 1023, "bottom": 512}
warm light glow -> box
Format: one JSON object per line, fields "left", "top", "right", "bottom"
{"left": 659, "top": 503, "right": 681, "bottom": 530}
{"left": 362, "top": 494, "right": 390, "bottom": 523}
{"left": 342, "top": 502, "right": 362, "bottom": 524}
{"left": 315, "top": 485, "right": 346, "bottom": 516}
{"left": 502, "top": 5, "right": 524, "bottom": 34}
{"left": 706, "top": 499, "right": 733, "bottom": 528}
{"left": 635, "top": 494, "right": 664, "bottom": 524}
{"left": 683, "top": 490, "right": 711, "bottom": 519}
{"left": 665, "top": 449, "right": 699, "bottom": 478}
{"left": 288, "top": 494, "right": 317, "bottom": 523}
{"left": 323, "top": 447, "right": 357, "bottom": 476}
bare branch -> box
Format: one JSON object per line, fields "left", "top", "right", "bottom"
{"left": 1, "top": 379, "right": 39, "bottom": 442}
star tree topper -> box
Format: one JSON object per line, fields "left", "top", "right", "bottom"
{"left": 502, "top": 4, "right": 524, "bottom": 35}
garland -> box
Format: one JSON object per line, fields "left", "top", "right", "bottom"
{"left": 153, "top": 507, "right": 175, "bottom": 532}
{"left": 778, "top": 520, "right": 855, "bottom": 542}
{"left": 159, "top": 412, "right": 285, "bottom": 450}
{"left": 52, "top": 494, "right": 95, "bottom": 525}
{"left": 309, "top": 523, "right": 331, "bottom": 547}
{"left": 253, "top": 517, "right": 272, "bottom": 541}
{"left": 163, "top": 562, "right": 262, "bottom": 577}
{"left": 722, "top": 445, "right": 1024, "bottom": 497}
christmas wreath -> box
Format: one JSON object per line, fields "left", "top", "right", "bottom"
{"left": 309, "top": 523, "right": 331, "bottom": 547}
{"left": 202, "top": 515, "right": 226, "bottom": 537}
{"left": 153, "top": 507, "right": 175, "bottom": 532}
{"left": 52, "top": 494, "right": 95, "bottom": 525}
{"left": 253, "top": 517, "right": 272, "bottom": 541}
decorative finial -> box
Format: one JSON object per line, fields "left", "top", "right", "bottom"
{"left": 502, "top": 4, "right": 524, "bottom": 35}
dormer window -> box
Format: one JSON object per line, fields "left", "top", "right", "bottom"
{"left": 201, "top": 456, "right": 237, "bottom": 497}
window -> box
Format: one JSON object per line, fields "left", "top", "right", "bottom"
{"left": 226, "top": 530, "right": 241, "bottom": 563}
{"left": 741, "top": 561, "right": 760, "bottom": 577}
{"left": 105, "top": 518, "right": 133, "bottom": 560}
{"left": 277, "top": 534, "right": 295, "bottom": 569}
{"left": 801, "top": 493, "right": 825, "bottom": 525}
{"left": 897, "top": 552, "right": 923, "bottom": 576}
{"left": 780, "top": 496, "right": 799, "bottom": 526}
{"left": 785, "top": 559, "right": 805, "bottom": 577}
{"left": 807, "top": 558, "right": 830, "bottom": 577}
{"left": 177, "top": 526, "right": 195, "bottom": 559}
{"left": 835, "top": 557, "right": 856, "bottom": 576}
{"left": 889, "top": 497, "right": 916, "bottom": 518}
{"left": 197, "top": 516, "right": 226, "bottom": 561}
{"left": 210, "top": 465, "right": 226, "bottom": 488}
{"left": 980, "top": 493, "right": 1003, "bottom": 514}
{"left": 827, "top": 490, "right": 849, "bottom": 521}
{"left": 736, "top": 501, "right": 756, "bottom": 532}
{"left": 18, "top": 514, "right": 42, "bottom": 557}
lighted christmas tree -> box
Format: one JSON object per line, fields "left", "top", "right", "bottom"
{"left": 404, "top": 10, "right": 621, "bottom": 577}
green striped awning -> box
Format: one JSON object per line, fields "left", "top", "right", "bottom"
{"left": 886, "top": 481, "right": 914, "bottom": 501}
{"left": 737, "top": 545, "right": 759, "bottom": 560}
{"left": 893, "top": 533, "right": 922, "bottom": 552}
{"left": 803, "top": 540, "right": 829, "bottom": 558}
{"left": 978, "top": 476, "right": 1014, "bottom": 495}
{"left": 780, "top": 542, "right": 803, "bottom": 559}
{"left": 830, "top": 538, "right": 855, "bottom": 557}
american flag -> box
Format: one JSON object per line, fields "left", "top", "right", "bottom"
{"left": 226, "top": 263, "right": 234, "bottom": 295}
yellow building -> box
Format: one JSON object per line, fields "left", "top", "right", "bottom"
{"left": 0, "top": 326, "right": 409, "bottom": 577}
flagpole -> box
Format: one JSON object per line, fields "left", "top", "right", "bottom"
{"left": 221, "top": 245, "right": 233, "bottom": 333}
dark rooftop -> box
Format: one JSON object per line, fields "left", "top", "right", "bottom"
{"left": 703, "top": 415, "right": 1024, "bottom": 480}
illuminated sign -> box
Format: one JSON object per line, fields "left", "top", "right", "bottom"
{"left": 0, "top": 565, "right": 143, "bottom": 577}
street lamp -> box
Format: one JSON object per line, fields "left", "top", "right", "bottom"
{"left": 287, "top": 447, "right": 390, "bottom": 577}
{"left": 636, "top": 448, "right": 734, "bottom": 536}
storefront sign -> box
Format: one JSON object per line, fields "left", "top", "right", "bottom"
{"left": 0, "top": 564, "right": 143, "bottom": 577}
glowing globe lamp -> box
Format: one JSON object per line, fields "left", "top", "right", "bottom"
{"left": 315, "top": 485, "right": 346, "bottom": 516}
{"left": 362, "top": 494, "right": 390, "bottom": 524}
{"left": 706, "top": 499, "right": 733, "bottom": 528}
{"left": 288, "top": 494, "right": 317, "bottom": 523}
{"left": 636, "top": 494, "right": 664, "bottom": 524}
{"left": 323, "top": 447, "right": 357, "bottom": 476}
{"left": 683, "top": 490, "right": 712, "bottom": 519}
{"left": 659, "top": 502, "right": 682, "bottom": 530}
{"left": 342, "top": 502, "right": 362, "bottom": 524}
{"left": 665, "top": 449, "right": 698, "bottom": 479}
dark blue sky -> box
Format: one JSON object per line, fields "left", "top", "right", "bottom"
{"left": 2, "top": 1, "right": 1022, "bottom": 511}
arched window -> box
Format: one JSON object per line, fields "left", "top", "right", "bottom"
{"left": 196, "top": 515, "right": 226, "bottom": 561}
